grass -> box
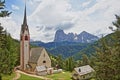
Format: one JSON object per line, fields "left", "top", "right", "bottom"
{"left": 2, "top": 72, "right": 43, "bottom": 80}
{"left": 2, "top": 72, "right": 95, "bottom": 80}
{"left": 2, "top": 71, "right": 72, "bottom": 80}
{"left": 18, "top": 74, "right": 43, "bottom": 80}
{"left": 46, "top": 71, "right": 72, "bottom": 80}
{"left": 2, "top": 73, "right": 15, "bottom": 80}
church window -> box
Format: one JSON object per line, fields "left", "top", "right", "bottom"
{"left": 43, "top": 60, "right": 46, "bottom": 63}
{"left": 25, "top": 35, "right": 28, "bottom": 40}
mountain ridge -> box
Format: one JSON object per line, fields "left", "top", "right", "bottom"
{"left": 54, "top": 29, "right": 99, "bottom": 43}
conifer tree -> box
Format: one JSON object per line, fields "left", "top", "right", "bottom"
{"left": 0, "top": 0, "right": 11, "bottom": 17}
{"left": 64, "top": 57, "right": 75, "bottom": 71}
{"left": 81, "top": 54, "right": 90, "bottom": 66}
{"left": 91, "top": 14, "right": 120, "bottom": 80}
{"left": 0, "top": 1, "right": 15, "bottom": 79}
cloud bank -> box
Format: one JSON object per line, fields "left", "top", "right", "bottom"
{"left": 1, "top": 0, "right": 120, "bottom": 42}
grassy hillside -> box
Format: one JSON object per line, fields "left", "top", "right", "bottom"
{"left": 18, "top": 74, "right": 43, "bottom": 80}
{"left": 47, "top": 71, "right": 72, "bottom": 80}
{"left": 2, "top": 73, "right": 15, "bottom": 80}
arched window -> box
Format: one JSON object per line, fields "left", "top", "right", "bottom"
{"left": 25, "top": 35, "right": 28, "bottom": 40}
{"left": 43, "top": 60, "right": 46, "bottom": 63}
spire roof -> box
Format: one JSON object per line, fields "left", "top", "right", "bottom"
{"left": 21, "top": 3, "right": 29, "bottom": 34}
{"left": 23, "top": 4, "right": 27, "bottom": 25}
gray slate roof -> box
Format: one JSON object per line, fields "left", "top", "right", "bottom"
{"left": 36, "top": 65, "right": 47, "bottom": 72}
{"left": 29, "top": 47, "right": 44, "bottom": 63}
{"left": 74, "top": 65, "right": 94, "bottom": 76}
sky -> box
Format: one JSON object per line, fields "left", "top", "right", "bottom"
{"left": 0, "top": 0, "right": 120, "bottom": 42}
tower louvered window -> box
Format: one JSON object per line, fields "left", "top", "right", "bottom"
{"left": 25, "top": 35, "right": 28, "bottom": 40}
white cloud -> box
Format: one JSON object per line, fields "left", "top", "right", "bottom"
{"left": 0, "top": 17, "right": 20, "bottom": 40}
{"left": 11, "top": 5, "right": 20, "bottom": 10}
{"left": 81, "top": 0, "right": 91, "bottom": 7}
{"left": 4, "top": 0, "right": 120, "bottom": 42}
{"left": 29, "top": 0, "right": 72, "bottom": 26}
{"left": 26, "top": 0, "right": 120, "bottom": 42}
{"left": 27, "top": 0, "right": 73, "bottom": 42}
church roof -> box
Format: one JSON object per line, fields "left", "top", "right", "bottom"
{"left": 23, "top": 4, "right": 27, "bottom": 26}
{"left": 29, "top": 47, "right": 44, "bottom": 63}
{"left": 21, "top": 4, "right": 29, "bottom": 34}
{"left": 74, "top": 65, "right": 95, "bottom": 76}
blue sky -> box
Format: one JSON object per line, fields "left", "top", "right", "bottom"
{"left": 0, "top": 0, "right": 120, "bottom": 42}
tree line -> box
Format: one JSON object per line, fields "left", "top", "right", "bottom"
{"left": 89, "top": 15, "right": 120, "bottom": 80}
{"left": 0, "top": 0, "right": 19, "bottom": 79}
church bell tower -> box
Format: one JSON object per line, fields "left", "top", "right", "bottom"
{"left": 20, "top": 4, "right": 30, "bottom": 70}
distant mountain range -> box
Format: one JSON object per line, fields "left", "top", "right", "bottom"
{"left": 54, "top": 29, "right": 99, "bottom": 43}
{"left": 31, "top": 32, "right": 114, "bottom": 60}
{"left": 30, "top": 30, "right": 100, "bottom": 59}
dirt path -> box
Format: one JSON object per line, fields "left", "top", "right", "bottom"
{"left": 13, "top": 70, "right": 52, "bottom": 80}
{"left": 13, "top": 71, "right": 21, "bottom": 80}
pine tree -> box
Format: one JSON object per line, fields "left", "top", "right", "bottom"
{"left": 81, "top": 54, "right": 90, "bottom": 66}
{"left": 64, "top": 57, "right": 75, "bottom": 71}
{"left": 91, "top": 14, "right": 120, "bottom": 80}
{"left": 0, "top": 0, "right": 11, "bottom": 17}
{"left": 0, "top": 1, "right": 13, "bottom": 79}
{"left": 0, "top": 27, "right": 18, "bottom": 79}
{"left": 111, "top": 14, "right": 120, "bottom": 79}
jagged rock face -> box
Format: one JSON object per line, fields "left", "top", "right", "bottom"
{"left": 54, "top": 30, "right": 99, "bottom": 43}
{"left": 54, "top": 29, "right": 67, "bottom": 42}
{"left": 67, "top": 33, "right": 75, "bottom": 42}
{"left": 76, "top": 31, "right": 99, "bottom": 43}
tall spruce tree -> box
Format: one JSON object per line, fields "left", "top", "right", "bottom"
{"left": 0, "top": 0, "right": 17, "bottom": 79}
{"left": 111, "top": 14, "right": 120, "bottom": 79}
{"left": 64, "top": 57, "right": 75, "bottom": 71}
{"left": 81, "top": 54, "right": 90, "bottom": 66}
{"left": 0, "top": 26, "right": 18, "bottom": 80}
{"left": 91, "top": 14, "right": 120, "bottom": 80}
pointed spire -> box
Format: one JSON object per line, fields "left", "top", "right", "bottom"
{"left": 23, "top": 3, "right": 27, "bottom": 25}
{"left": 21, "top": 2, "right": 29, "bottom": 34}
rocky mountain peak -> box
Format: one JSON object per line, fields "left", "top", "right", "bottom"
{"left": 54, "top": 30, "right": 99, "bottom": 43}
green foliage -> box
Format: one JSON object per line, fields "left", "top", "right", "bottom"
{"left": 18, "top": 74, "right": 43, "bottom": 80}
{"left": 0, "top": 0, "right": 11, "bottom": 17}
{"left": 50, "top": 54, "right": 75, "bottom": 72}
{"left": 31, "top": 41, "right": 90, "bottom": 59}
{"left": 46, "top": 71, "right": 72, "bottom": 80}
{"left": 49, "top": 43, "right": 89, "bottom": 58}
{"left": 90, "top": 15, "right": 120, "bottom": 80}
{"left": 81, "top": 54, "right": 90, "bottom": 66}
{"left": 73, "top": 42, "right": 97, "bottom": 60}
{"left": 0, "top": 1, "right": 18, "bottom": 79}
{"left": 64, "top": 57, "right": 75, "bottom": 72}
{"left": 0, "top": 25, "right": 19, "bottom": 79}
{"left": 2, "top": 73, "right": 15, "bottom": 80}
{"left": 112, "top": 15, "right": 120, "bottom": 30}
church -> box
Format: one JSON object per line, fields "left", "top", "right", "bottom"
{"left": 20, "top": 5, "right": 51, "bottom": 75}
